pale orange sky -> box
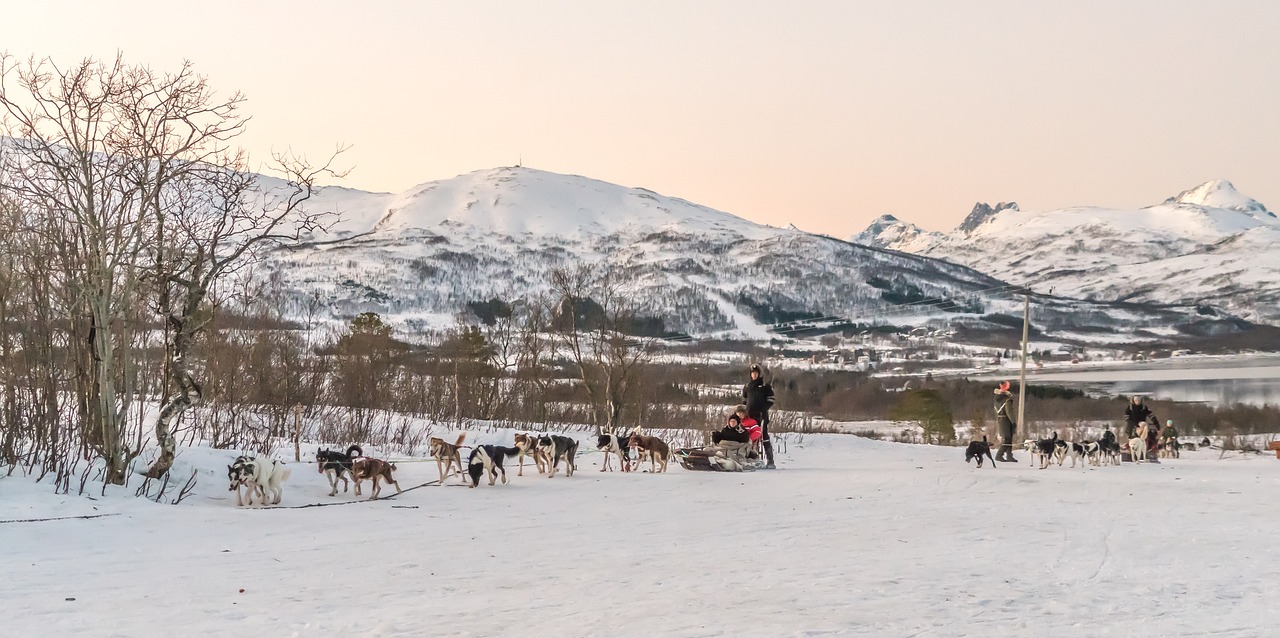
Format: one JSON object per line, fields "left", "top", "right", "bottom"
{"left": 3, "top": 1, "right": 1277, "bottom": 237}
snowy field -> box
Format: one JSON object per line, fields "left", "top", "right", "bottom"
{"left": 5, "top": 432, "right": 1280, "bottom": 637}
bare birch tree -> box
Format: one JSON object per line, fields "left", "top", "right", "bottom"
{"left": 0, "top": 54, "right": 344, "bottom": 481}
{"left": 0, "top": 55, "right": 156, "bottom": 482}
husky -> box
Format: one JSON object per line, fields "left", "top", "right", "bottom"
{"left": 228, "top": 456, "right": 291, "bottom": 506}
{"left": 466, "top": 444, "right": 521, "bottom": 488}
{"left": 316, "top": 444, "right": 363, "bottom": 496}
{"left": 536, "top": 435, "right": 579, "bottom": 478}
{"left": 1033, "top": 432, "right": 1060, "bottom": 469}
{"left": 351, "top": 456, "right": 402, "bottom": 500}
{"left": 627, "top": 432, "right": 672, "bottom": 473}
{"left": 964, "top": 435, "right": 996, "bottom": 468}
{"left": 596, "top": 432, "right": 632, "bottom": 472}
{"left": 1055, "top": 441, "right": 1086, "bottom": 468}
{"left": 513, "top": 433, "right": 548, "bottom": 477}
{"left": 429, "top": 433, "right": 468, "bottom": 484}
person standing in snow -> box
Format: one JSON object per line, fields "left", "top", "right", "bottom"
{"left": 1124, "top": 396, "right": 1152, "bottom": 442}
{"left": 994, "top": 381, "right": 1018, "bottom": 463}
{"left": 743, "top": 363, "right": 776, "bottom": 469}
{"left": 1160, "top": 419, "right": 1179, "bottom": 452}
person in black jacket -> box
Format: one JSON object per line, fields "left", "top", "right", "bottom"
{"left": 743, "top": 363, "right": 776, "bottom": 468}
{"left": 1124, "top": 396, "right": 1151, "bottom": 439}
{"left": 712, "top": 413, "right": 751, "bottom": 445}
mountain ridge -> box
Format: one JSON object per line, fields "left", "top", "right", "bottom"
{"left": 256, "top": 169, "right": 1266, "bottom": 344}
{"left": 854, "top": 180, "right": 1280, "bottom": 325}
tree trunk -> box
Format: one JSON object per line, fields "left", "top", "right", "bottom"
{"left": 89, "top": 295, "right": 131, "bottom": 485}
{"left": 144, "top": 295, "right": 203, "bottom": 479}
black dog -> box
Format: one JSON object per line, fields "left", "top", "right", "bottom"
{"left": 964, "top": 435, "right": 996, "bottom": 468}
{"left": 317, "top": 444, "right": 363, "bottom": 496}
{"left": 466, "top": 444, "right": 521, "bottom": 488}
{"left": 1034, "top": 432, "right": 1060, "bottom": 469}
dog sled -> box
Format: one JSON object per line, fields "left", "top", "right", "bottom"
{"left": 674, "top": 441, "right": 765, "bottom": 472}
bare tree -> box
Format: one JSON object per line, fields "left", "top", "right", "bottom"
{"left": 0, "top": 55, "right": 157, "bottom": 483}
{"left": 0, "top": 54, "right": 344, "bottom": 482}
{"left": 514, "top": 294, "right": 555, "bottom": 424}
{"left": 143, "top": 150, "right": 343, "bottom": 478}
{"left": 548, "top": 265, "right": 661, "bottom": 433}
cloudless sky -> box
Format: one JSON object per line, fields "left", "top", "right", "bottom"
{"left": 2, "top": 0, "right": 1277, "bottom": 236}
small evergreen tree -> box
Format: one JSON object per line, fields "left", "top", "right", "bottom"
{"left": 890, "top": 388, "right": 956, "bottom": 445}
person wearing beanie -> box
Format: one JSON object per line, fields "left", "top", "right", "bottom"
{"left": 1124, "top": 396, "right": 1152, "bottom": 442}
{"left": 994, "top": 381, "right": 1018, "bottom": 463}
{"left": 712, "top": 412, "right": 750, "bottom": 445}
{"left": 742, "top": 363, "right": 777, "bottom": 468}
{"left": 1160, "top": 419, "right": 1181, "bottom": 457}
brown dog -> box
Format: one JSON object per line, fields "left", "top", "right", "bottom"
{"left": 352, "top": 456, "right": 402, "bottom": 500}
{"left": 429, "top": 433, "right": 468, "bottom": 484}
{"left": 628, "top": 433, "right": 671, "bottom": 473}
{"left": 513, "top": 433, "right": 547, "bottom": 477}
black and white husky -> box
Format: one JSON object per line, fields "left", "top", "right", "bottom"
{"left": 466, "top": 445, "right": 521, "bottom": 488}
{"left": 316, "top": 444, "right": 363, "bottom": 496}
{"left": 537, "top": 435, "right": 579, "bottom": 478}
{"left": 228, "top": 455, "right": 291, "bottom": 506}
{"left": 1033, "top": 432, "right": 1060, "bottom": 469}
{"left": 596, "top": 432, "right": 632, "bottom": 472}
{"left": 1054, "top": 440, "right": 1086, "bottom": 468}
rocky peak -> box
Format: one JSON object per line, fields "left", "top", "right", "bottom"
{"left": 957, "top": 201, "right": 1018, "bottom": 235}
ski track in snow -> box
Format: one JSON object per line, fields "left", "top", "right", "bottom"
{"left": 4, "top": 433, "right": 1280, "bottom": 637}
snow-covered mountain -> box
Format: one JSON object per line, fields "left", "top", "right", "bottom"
{"left": 854, "top": 180, "right": 1280, "bottom": 326}
{"left": 260, "top": 167, "right": 1248, "bottom": 343}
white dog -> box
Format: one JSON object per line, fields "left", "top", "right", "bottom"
{"left": 1129, "top": 437, "right": 1148, "bottom": 463}
{"left": 228, "top": 456, "right": 292, "bottom": 506}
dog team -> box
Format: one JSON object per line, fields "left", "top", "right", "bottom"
{"left": 434, "top": 427, "right": 674, "bottom": 489}
{"left": 228, "top": 444, "right": 402, "bottom": 506}
{"left": 226, "top": 426, "right": 678, "bottom": 506}
{"left": 967, "top": 387, "right": 1191, "bottom": 470}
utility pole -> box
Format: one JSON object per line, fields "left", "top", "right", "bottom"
{"left": 1016, "top": 290, "right": 1031, "bottom": 442}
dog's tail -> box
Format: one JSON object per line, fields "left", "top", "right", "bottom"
{"left": 347, "top": 444, "right": 364, "bottom": 458}
{"left": 453, "top": 433, "right": 467, "bottom": 447}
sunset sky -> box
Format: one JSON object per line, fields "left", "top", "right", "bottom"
{"left": 2, "top": 0, "right": 1276, "bottom": 237}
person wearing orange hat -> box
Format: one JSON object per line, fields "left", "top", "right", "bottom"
{"left": 994, "top": 380, "right": 1018, "bottom": 462}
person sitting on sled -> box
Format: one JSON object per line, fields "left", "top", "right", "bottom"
{"left": 712, "top": 413, "right": 750, "bottom": 445}
{"left": 735, "top": 405, "right": 764, "bottom": 457}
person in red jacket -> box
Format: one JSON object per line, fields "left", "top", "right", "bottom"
{"left": 735, "top": 405, "right": 763, "bottom": 457}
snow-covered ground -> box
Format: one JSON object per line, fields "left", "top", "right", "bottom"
{"left": 5, "top": 432, "right": 1279, "bottom": 637}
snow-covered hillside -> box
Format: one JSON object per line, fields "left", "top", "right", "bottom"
{"left": 855, "top": 180, "right": 1280, "bottom": 325}
{"left": 260, "top": 167, "right": 1236, "bottom": 343}
{"left": 266, "top": 167, "right": 1026, "bottom": 338}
